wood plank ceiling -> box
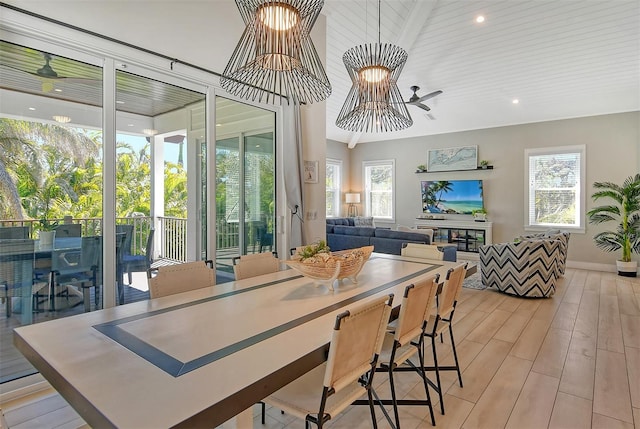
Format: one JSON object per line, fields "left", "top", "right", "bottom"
{"left": 323, "top": 0, "right": 640, "bottom": 145}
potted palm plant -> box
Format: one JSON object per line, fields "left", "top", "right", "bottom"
{"left": 587, "top": 173, "right": 640, "bottom": 277}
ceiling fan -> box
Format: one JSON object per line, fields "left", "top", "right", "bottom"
{"left": 405, "top": 86, "right": 443, "bottom": 116}
{"left": 0, "top": 52, "right": 100, "bottom": 92}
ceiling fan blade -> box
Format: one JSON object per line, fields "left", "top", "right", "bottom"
{"left": 415, "top": 103, "right": 431, "bottom": 112}
{"left": 416, "top": 90, "right": 443, "bottom": 103}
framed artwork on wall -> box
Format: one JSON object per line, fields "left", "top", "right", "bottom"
{"left": 427, "top": 145, "right": 478, "bottom": 171}
{"left": 304, "top": 160, "right": 318, "bottom": 183}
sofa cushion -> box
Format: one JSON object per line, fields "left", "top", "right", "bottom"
{"left": 334, "top": 225, "right": 376, "bottom": 237}
{"left": 374, "top": 228, "right": 431, "bottom": 244}
{"left": 326, "top": 224, "right": 335, "bottom": 234}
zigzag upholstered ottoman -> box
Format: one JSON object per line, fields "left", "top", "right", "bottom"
{"left": 479, "top": 239, "right": 563, "bottom": 298}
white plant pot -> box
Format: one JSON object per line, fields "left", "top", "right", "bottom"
{"left": 616, "top": 260, "right": 638, "bottom": 277}
{"left": 473, "top": 213, "right": 487, "bottom": 222}
{"left": 39, "top": 230, "right": 56, "bottom": 249}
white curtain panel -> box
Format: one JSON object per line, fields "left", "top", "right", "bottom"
{"left": 283, "top": 104, "right": 305, "bottom": 247}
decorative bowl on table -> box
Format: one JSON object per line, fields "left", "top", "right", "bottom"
{"left": 287, "top": 245, "right": 374, "bottom": 290}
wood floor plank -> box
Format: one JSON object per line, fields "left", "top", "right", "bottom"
{"left": 634, "top": 408, "right": 640, "bottom": 429}
{"left": 597, "top": 294, "right": 625, "bottom": 353}
{"left": 424, "top": 394, "right": 473, "bottom": 429}
{"left": 460, "top": 356, "right": 531, "bottom": 429}
{"left": 593, "top": 348, "right": 634, "bottom": 423}
{"left": 620, "top": 314, "right": 640, "bottom": 348}
{"left": 584, "top": 271, "right": 602, "bottom": 293}
{"left": 591, "top": 413, "right": 635, "bottom": 429}
{"left": 562, "top": 276, "right": 585, "bottom": 305}
{"left": 559, "top": 347, "right": 596, "bottom": 400}
{"left": 447, "top": 339, "right": 513, "bottom": 403}
{"left": 616, "top": 279, "right": 640, "bottom": 316}
{"left": 496, "top": 296, "right": 522, "bottom": 313}
{"left": 532, "top": 328, "right": 572, "bottom": 378}
{"left": 548, "top": 392, "right": 592, "bottom": 429}
{"left": 449, "top": 310, "right": 489, "bottom": 341}
{"left": 505, "top": 371, "right": 560, "bottom": 429}
{"left": 509, "top": 318, "right": 550, "bottom": 361}
{"left": 464, "top": 309, "right": 511, "bottom": 345}
{"left": 550, "top": 302, "right": 579, "bottom": 332}
{"left": 625, "top": 346, "right": 640, "bottom": 409}
{"left": 573, "top": 290, "right": 599, "bottom": 339}
{"left": 493, "top": 312, "right": 534, "bottom": 343}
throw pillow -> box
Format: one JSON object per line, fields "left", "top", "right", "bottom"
{"left": 353, "top": 216, "right": 375, "bottom": 227}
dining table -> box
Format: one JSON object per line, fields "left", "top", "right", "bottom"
{"left": 13, "top": 253, "right": 459, "bottom": 428}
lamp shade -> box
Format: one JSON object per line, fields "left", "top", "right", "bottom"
{"left": 220, "top": 0, "right": 331, "bottom": 105}
{"left": 346, "top": 193, "right": 361, "bottom": 204}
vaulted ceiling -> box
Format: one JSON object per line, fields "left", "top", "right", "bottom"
{"left": 322, "top": 0, "right": 640, "bottom": 146}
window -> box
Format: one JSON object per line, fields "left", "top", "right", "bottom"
{"left": 326, "top": 159, "right": 342, "bottom": 217}
{"left": 364, "top": 160, "right": 395, "bottom": 221}
{"left": 525, "top": 145, "right": 585, "bottom": 231}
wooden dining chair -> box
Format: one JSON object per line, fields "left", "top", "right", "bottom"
{"left": 371, "top": 274, "right": 440, "bottom": 428}
{"left": 147, "top": 260, "right": 214, "bottom": 299}
{"left": 263, "top": 294, "right": 393, "bottom": 428}
{"left": 54, "top": 223, "right": 82, "bottom": 238}
{"left": 423, "top": 262, "right": 467, "bottom": 415}
{"left": 232, "top": 252, "right": 279, "bottom": 280}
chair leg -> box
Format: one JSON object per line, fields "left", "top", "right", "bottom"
{"left": 388, "top": 366, "right": 401, "bottom": 429}
{"left": 260, "top": 401, "right": 265, "bottom": 424}
{"left": 449, "top": 324, "right": 463, "bottom": 387}
{"left": 431, "top": 335, "right": 445, "bottom": 415}
{"left": 418, "top": 342, "right": 436, "bottom": 426}
{"left": 367, "top": 388, "right": 379, "bottom": 429}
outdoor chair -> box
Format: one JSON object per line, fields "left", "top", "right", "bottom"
{"left": 232, "top": 251, "right": 279, "bottom": 280}
{"left": 50, "top": 236, "right": 102, "bottom": 312}
{"left": 423, "top": 263, "right": 467, "bottom": 415}
{"left": 0, "top": 239, "right": 48, "bottom": 318}
{"left": 54, "top": 223, "right": 81, "bottom": 237}
{"left": 147, "top": 260, "right": 214, "bottom": 299}
{"left": 263, "top": 294, "right": 393, "bottom": 429}
{"left": 122, "top": 229, "right": 154, "bottom": 285}
{"left": 0, "top": 226, "right": 30, "bottom": 239}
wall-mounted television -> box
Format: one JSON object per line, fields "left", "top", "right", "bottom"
{"left": 421, "top": 180, "right": 484, "bottom": 214}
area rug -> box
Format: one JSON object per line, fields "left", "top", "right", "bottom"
{"left": 460, "top": 261, "right": 487, "bottom": 290}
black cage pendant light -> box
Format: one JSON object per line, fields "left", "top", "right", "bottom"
{"left": 221, "top": 0, "right": 331, "bottom": 105}
{"left": 336, "top": 0, "right": 412, "bottom": 132}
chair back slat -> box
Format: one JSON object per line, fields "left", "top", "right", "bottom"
{"left": 439, "top": 263, "right": 467, "bottom": 318}
{"left": 323, "top": 294, "right": 393, "bottom": 392}
{"left": 233, "top": 252, "right": 280, "bottom": 280}
{"left": 395, "top": 274, "right": 439, "bottom": 346}
{"left": 0, "top": 239, "right": 35, "bottom": 289}
{"left": 148, "top": 260, "right": 214, "bottom": 299}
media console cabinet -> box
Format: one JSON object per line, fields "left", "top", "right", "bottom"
{"left": 414, "top": 218, "right": 493, "bottom": 253}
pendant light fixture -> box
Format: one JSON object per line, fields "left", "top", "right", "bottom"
{"left": 221, "top": 0, "right": 331, "bottom": 105}
{"left": 336, "top": 0, "right": 412, "bottom": 133}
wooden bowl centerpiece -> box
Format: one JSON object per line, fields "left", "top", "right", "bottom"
{"left": 287, "top": 242, "right": 374, "bottom": 290}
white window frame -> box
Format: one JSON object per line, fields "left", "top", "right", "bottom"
{"left": 326, "top": 158, "right": 342, "bottom": 218}
{"left": 525, "top": 145, "right": 586, "bottom": 232}
{"left": 363, "top": 159, "right": 395, "bottom": 222}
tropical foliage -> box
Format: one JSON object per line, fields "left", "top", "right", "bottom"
{"left": 0, "top": 118, "right": 187, "bottom": 224}
{"left": 587, "top": 174, "right": 640, "bottom": 262}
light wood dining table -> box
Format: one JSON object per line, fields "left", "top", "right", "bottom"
{"left": 13, "top": 253, "right": 458, "bottom": 428}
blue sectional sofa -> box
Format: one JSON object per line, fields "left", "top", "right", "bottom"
{"left": 326, "top": 217, "right": 443, "bottom": 256}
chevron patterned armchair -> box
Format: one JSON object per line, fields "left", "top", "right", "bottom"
{"left": 518, "top": 231, "right": 570, "bottom": 276}
{"left": 479, "top": 238, "right": 564, "bottom": 298}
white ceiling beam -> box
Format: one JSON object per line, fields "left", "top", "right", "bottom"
{"left": 346, "top": 0, "right": 438, "bottom": 149}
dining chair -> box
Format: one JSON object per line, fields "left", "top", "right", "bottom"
{"left": 0, "top": 226, "right": 30, "bottom": 239}
{"left": 423, "top": 262, "right": 467, "bottom": 415}
{"left": 263, "top": 294, "right": 394, "bottom": 429}
{"left": 50, "top": 236, "right": 102, "bottom": 312}
{"left": 0, "top": 239, "right": 48, "bottom": 318}
{"left": 147, "top": 260, "right": 214, "bottom": 299}
{"left": 372, "top": 274, "right": 440, "bottom": 428}
{"left": 232, "top": 251, "right": 279, "bottom": 280}
{"left": 122, "top": 229, "right": 154, "bottom": 285}
{"left": 54, "top": 223, "right": 82, "bottom": 238}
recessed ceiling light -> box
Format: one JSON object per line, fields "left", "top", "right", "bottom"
{"left": 475, "top": 15, "right": 485, "bottom": 23}
{"left": 52, "top": 115, "right": 71, "bottom": 123}
{"left": 54, "top": 88, "right": 62, "bottom": 92}
{"left": 128, "top": 124, "right": 134, "bottom": 127}
{"left": 216, "top": 123, "right": 221, "bottom": 127}
{"left": 116, "top": 100, "right": 125, "bottom": 104}
{"left": 512, "top": 99, "right": 520, "bottom": 104}
{"left": 143, "top": 128, "right": 158, "bottom": 136}
{"left": 28, "top": 107, "right": 36, "bottom": 111}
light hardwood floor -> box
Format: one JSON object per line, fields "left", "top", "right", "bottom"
{"left": 2, "top": 267, "right": 639, "bottom": 428}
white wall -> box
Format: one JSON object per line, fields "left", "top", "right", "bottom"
{"left": 327, "top": 139, "right": 351, "bottom": 217}
{"left": 344, "top": 111, "right": 640, "bottom": 266}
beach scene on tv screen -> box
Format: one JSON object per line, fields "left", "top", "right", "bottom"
{"left": 421, "top": 180, "right": 484, "bottom": 214}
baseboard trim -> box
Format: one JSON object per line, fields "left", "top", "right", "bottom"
{"left": 0, "top": 374, "right": 51, "bottom": 407}
{"left": 566, "top": 260, "right": 616, "bottom": 273}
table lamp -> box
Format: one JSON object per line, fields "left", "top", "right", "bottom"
{"left": 345, "top": 193, "right": 360, "bottom": 217}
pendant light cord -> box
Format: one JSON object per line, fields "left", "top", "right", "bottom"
{"left": 378, "top": 0, "right": 381, "bottom": 44}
